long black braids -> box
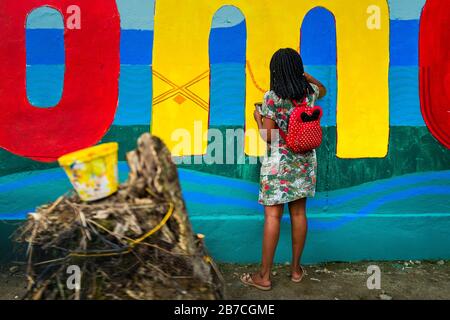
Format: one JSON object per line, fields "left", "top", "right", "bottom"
{"left": 270, "top": 48, "right": 314, "bottom": 101}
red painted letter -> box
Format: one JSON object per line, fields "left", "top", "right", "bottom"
{"left": 0, "top": 0, "right": 120, "bottom": 162}
{"left": 419, "top": 0, "right": 450, "bottom": 149}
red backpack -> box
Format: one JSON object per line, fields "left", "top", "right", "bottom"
{"left": 278, "top": 98, "right": 323, "bottom": 153}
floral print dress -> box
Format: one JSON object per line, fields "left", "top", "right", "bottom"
{"left": 258, "top": 84, "right": 320, "bottom": 206}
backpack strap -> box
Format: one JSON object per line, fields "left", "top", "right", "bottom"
{"left": 292, "top": 96, "right": 308, "bottom": 108}
{"left": 278, "top": 127, "right": 288, "bottom": 143}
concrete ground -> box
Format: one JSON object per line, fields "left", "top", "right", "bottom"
{"left": 1, "top": 260, "right": 449, "bottom": 300}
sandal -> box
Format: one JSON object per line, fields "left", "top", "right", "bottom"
{"left": 291, "top": 266, "right": 307, "bottom": 283}
{"left": 240, "top": 273, "right": 272, "bottom": 291}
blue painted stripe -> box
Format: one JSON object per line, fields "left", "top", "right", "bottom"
{"left": 25, "top": 29, "right": 154, "bottom": 65}
{"left": 304, "top": 66, "right": 423, "bottom": 126}
{"left": 304, "top": 66, "right": 337, "bottom": 126}
{"left": 1, "top": 165, "right": 449, "bottom": 204}
{"left": 390, "top": 19, "right": 419, "bottom": 66}
{"left": 26, "top": 29, "right": 65, "bottom": 65}
{"left": 4, "top": 207, "right": 450, "bottom": 222}
{"left": 114, "top": 65, "right": 153, "bottom": 125}
{"left": 178, "top": 168, "right": 259, "bottom": 194}
{"left": 208, "top": 63, "right": 431, "bottom": 128}
{"left": 311, "top": 171, "right": 450, "bottom": 208}
{"left": 0, "top": 163, "right": 127, "bottom": 193}
{"left": 301, "top": 7, "right": 336, "bottom": 66}
{"left": 389, "top": 67, "right": 425, "bottom": 126}
{"left": 120, "top": 30, "right": 153, "bottom": 65}
{"left": 16, "top": 65, "right": 431, "bottom": 126}
{"left": 0, "top": 164, "right": 255, "bottom": 195}
{"left": 209, "top": 20, "right": 246, "bottom": 64}
{"left": 182, "top": 182, "right": 257, "bottom": 203}
{"left": 208, "top": 64, "right": 338, "bottom": 127}
{"left": 214, "top": 64, "right": 426, "bottom": 127}
{"left": 0, "top": 171, "right": 65, "bottom": 194}
{"left": 2, "top": 180, "right": 449, "bottom": 221}
{"left": 26, "top": 65, "right": 65, "bottom": 108}
{"left": 310, "top": 186, "right": 450, "bottom": 230}
{"left": 0, "top": 210, "right": 32, "bottom": 220}
{"left": 1, "top": 164, "right": 449, "bottom": 220}
{"left": 358, "top": 185, "right": 450, "bottom": 215}
{"left": 182, "top": 190, "right": 259, "bottom": 211}
{"left": 191, "top": 213, "right": 450, "bottom": 221}
{"left": 353, "top": 173, "right": 450, "bottom": 202}
{"left": 25, "top": 20, "right": 420, "bottom": 67}
{"left": 210, "top": 63, "right": 246, "bottom": 126}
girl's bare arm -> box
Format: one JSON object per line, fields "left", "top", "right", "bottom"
{"left": 254, "top": 108, "right": 277, "bottom": 143}
{"left": 304, "top": 72, "right": 327, "bottom": 99}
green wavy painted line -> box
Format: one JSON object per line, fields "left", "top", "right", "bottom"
{"left": 0, "top": 125, "right": 449, "bottom": 192}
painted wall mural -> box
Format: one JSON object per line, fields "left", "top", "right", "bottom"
{"left": 0, "top": 0, "right": 449, "bottom": 263}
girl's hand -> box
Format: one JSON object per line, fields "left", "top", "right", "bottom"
{"left": 303, "top": 72, "right": 311, "bottom": 80}
{"left": 254, "top": 108, "right": 262, "bottom": 124}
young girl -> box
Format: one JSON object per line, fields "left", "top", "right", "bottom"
{"left": 240, "top": 48, "right": 327, "bottom": 290}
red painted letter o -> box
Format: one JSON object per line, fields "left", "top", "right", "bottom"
{"left": 419, "top": 0, "right": 450, "bottom": 149}
{"left": 0, "top": 0, "right": 120, "bottom": 162}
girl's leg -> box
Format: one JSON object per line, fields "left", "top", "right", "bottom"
{"left": 251, "top": 204, "right": 284, "bottom": 286}
{"left": 288, "top": 198, "right": 308, "bottom": 278}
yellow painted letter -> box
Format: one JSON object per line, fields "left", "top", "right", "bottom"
{"left": 152, "top": 0, "right": 390, "bottom": 158}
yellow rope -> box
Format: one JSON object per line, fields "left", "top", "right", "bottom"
{"left": 69, "top": 249, "right": 131, "bottom": 258}
{"left": 246, "top": 60, "right": 267, "bottom": 94}
{"left": 130, "top": 202, "right": 174, "bottom": 245}
{"left": 68, "top": 203, "right": 174, "bottom": 258}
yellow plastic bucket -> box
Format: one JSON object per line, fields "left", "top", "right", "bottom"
{"left": 58, "top": 143, "right": 119, "bottom": 202}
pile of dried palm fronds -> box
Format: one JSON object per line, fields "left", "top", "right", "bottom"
{"left": 14, "top": 134, "right": 225, "bottom": 300}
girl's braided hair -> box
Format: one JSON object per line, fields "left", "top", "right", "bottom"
{"left": 270, "top": 48, "right": 314, "bottom": 101}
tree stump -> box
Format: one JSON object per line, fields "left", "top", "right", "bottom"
{"left": 15, "top": 133, "right": 225, "bottom": 300}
